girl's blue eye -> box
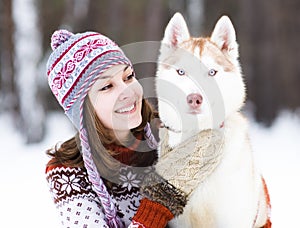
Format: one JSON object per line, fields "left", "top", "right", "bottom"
{"left": 99, "top": 84, "right": 112, "bottom": 91}
{"left": 125, "top": 72, "right": 135, "bottom": 81}
{"left": 208, "top": 69, "right": 218, "bottom": 76}
{"left": 176, "top": 69, "right": 186, "bottom": 76}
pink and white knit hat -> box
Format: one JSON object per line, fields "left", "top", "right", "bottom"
{"left": 47, "top": 29, "right": 132, "bottom": 130}
{"left": 47, "top": 29, "right": 132, "bottom": 227}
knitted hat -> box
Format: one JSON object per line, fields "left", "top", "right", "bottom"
{"left": 47, "top": 29, "right": 132, "bottom": 130}
{"left": 47, "top": 29, "right": 133, "bottom": 227}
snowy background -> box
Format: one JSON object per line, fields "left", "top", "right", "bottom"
{"left": 1, "top": 110, "right": 299, "bottom": 227}
{"left": 1, "top": 0, "right": 299, "bottom": 227}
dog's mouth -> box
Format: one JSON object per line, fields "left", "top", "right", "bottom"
{"left": 187, "top": 109, "right": 202, "bottom": 115}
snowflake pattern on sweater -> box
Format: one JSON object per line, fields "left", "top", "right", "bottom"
{"left": 46, "top": 165, "right": 143, "bottom": 227}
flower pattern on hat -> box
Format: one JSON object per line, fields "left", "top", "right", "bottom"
{"left": 47, "top": 31, "right": 131, "bottom": 128}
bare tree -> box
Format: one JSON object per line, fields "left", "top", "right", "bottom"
{"left": 0, "top": 0, "right": 19, "bottom": 114}
{"left": 187, "top": 0, "right": 204, "bottom": 36}
{"left": 13, "top": 0, "right": 45, "bottom": 143}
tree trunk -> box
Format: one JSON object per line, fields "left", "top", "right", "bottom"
{"left": 13, "top": 0, "right": 45, "bottom": 143}
{"left": 187, "top": 0, "right": 204, "bottom": 36}
{"left": 0, "top": 0, "right": 19, "bottom": 114}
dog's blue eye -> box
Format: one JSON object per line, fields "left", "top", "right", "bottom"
{"left": 176, "top": 69, "right": 186, "bottom": 76}
{"left": 208, "top": 69, "right": 218, "bottom": 76}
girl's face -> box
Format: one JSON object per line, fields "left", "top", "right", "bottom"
{"left": 88, "top": 64, "right": 143, "bottom": 139}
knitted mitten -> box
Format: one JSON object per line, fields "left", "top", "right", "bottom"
{"left": 130, "top": 167, "right": 186, "bottom": 227}
{"left": 140, "top": 129, "right": 224, "bottom": 218}
{"left": 142, "top": 130, "right": 224, "bottom": 208}
{"left": 141, "top": 170, "right": 187, "bottom": 217}
{"left": 156, "top": 129, "right": 224, "bottom": 196}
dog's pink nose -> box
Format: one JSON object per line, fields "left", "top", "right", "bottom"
{"left": 187, "top": 93, "right": 203, "bottom": 109}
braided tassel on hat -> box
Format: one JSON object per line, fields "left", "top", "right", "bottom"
{"left": 144, "top": 122, "right": 158, "bottom": 150}
{"left": 80, "top": 128, "right": 123, "bottom": 228}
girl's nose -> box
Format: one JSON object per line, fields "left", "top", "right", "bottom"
{"left": 118, "top": 82, "right": 135, "bottom": 100}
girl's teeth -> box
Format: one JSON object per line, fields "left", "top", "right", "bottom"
{"left": 117, "top": 104, "right": 135, "bottom": 113}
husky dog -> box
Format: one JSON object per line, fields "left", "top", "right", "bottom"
{"left": 155, "top": 13, "right": 271, "bottom": 227}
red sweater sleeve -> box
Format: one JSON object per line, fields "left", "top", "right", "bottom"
{"left": 130, "top": 198, "right": 174, "bottom": 228}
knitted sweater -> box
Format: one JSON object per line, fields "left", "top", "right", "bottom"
{"left": 45, "top": 141, "right": 173, "bottom": 228}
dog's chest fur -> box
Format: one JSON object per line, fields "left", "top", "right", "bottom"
{"left": 167, "top": 113, "right": 263, "bottom": 228}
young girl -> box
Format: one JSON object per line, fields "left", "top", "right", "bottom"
{"left": 45, "top": 30, "right": 187, "bottom": 228}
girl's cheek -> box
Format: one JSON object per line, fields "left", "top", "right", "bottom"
{"left": 134, "top": 82, "right": 143, "bottom": 97}
{"left": 96, "top": 103, "right": 114, "bottom": 128}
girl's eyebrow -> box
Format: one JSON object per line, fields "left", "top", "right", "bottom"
{"left": 99, "top": 65, "right": 131, "bottom": 80}
{"left": 123, "top": 65, "right": 130, "bottom": 72}
{"left": 99, "top": 75, "right": 112, "bottom": 80}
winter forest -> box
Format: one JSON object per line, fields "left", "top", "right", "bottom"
{"left": 0, "top": 0, "right": 300, "bottom": 227}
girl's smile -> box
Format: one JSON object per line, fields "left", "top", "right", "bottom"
{"left": 88, "top": 64, "right": 143, "bottom": 141}
{"left": 115, "top": 102, "right": 137, "bottom": 114}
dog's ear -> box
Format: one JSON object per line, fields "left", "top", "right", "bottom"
{"left": 162, "top": 12, "right": 190, "bottom": 47}
{"left": 210, "top": 16, "right": 239, "bottom": 60}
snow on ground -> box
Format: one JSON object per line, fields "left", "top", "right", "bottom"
{"left": 0, "top": 112, "right": 74, "bottom": 228}
{"left": 0, "top": 111, "right": 299, "bottom": 227}
{"left": 249, "top": 111, "right": 300, "bottom": 227}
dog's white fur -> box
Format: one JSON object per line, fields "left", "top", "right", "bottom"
{"left": 155, "top": 13, "right": 270, "bottom": 227}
